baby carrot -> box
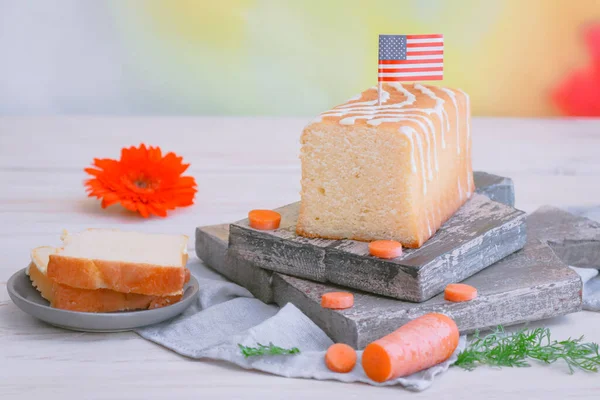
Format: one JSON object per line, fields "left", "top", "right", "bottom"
{"left": 325, "top": 343, "right": 357, "bottom": 373}
{"left": 368, "top": 240, "right": 403, "bottom": 259}
{"left": 321, "top": 292, "right": 354, "bottom": 309}
{"left": 362, "top": 313, "right": 459, "bottom": 382}
{"left": 248, "top": 209, "right": 281, "bottom": 230}
{"left": 445, "top": 283, "right": 478, "bottom": 302}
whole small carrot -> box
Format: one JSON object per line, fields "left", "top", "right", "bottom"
{"left": 362, "top": 313, "right": 459, "bottom": 382}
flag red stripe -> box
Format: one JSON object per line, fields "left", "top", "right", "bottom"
{"left": 379, "top": 67, "right": 443, "bottom": 73}
{"left": 406, "top": 50, "right": 444, "bottom": 56}
{"left": 379, "top": 75, "right": 444, "bottom": 82}
{"left": 406, "top": 42, "right": 443, "bottom": 48}
{"left": 379, "top": 59, "right": 443, "bottom": 64}
{"left": 406, "top": 34, "right": 443, "bottom": 39}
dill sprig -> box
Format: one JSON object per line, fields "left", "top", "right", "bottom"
{"left": 455, "top": 326, "right": 600, "bottom": 373}
{"left": 238, "top": 342, "right": 301, "bottom": 358}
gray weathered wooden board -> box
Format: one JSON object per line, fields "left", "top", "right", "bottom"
{"left": 197, "top": 223, "right": 274, "bottom": 304}
{"left": 229, "top": 194, "right": 526, "bottom": 302}
{"left": 196, "top": 171, "right": 516, "bottom": 305}
{"left": 528, "top": 206, "right": 600, "bottom": 269}
{"left": 274, "top": 240, "right": 581, "bottom": 349}
{"left": 472, "top": 171, "right": 515, "bottom": 207}
{"left": 196, "top": 208, "right": 583, "bottom": 349}
{"left": 194, "top": 221, "right": 276, "bottom": 304}
{"left": 195, "top": 174, "right": 590, "bottom": 348}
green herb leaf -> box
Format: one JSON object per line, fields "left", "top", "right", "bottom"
{"left": 455, "top": 326, "right": 600, "bottom": 373}
{"left": 238, "top": 342, "right": 301, "bottom": 358}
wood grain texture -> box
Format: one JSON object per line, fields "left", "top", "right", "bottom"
{"left": 197, "top": 171, "right": 514, "bottom": 304}
{"left": 229, "top": 194, "right": 526, "bottom": 301}
{"left": 276, "top": 238, "right": 581, "bottom": 349}
{"left": 3, "top": 117, "right": 600, "bottom": 399}
{"left": 197, "top": 209, "right": 582, "bottom": 349}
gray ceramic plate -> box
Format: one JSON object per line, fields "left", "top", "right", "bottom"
{"left": 7, "top": 268, "right": 199, "bottom": 332}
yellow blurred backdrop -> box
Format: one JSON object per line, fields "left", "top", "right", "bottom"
{"left": 108, "top": 0, "right": 600, "bottom": 116}
{"left": 2, "top": 1, "right": 599, "bottom": 116}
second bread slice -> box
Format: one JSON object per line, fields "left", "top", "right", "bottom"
{"left": 47, "top": 229, "right": 189, "bottom": 296}
{"left": 30, "top": 246, "right": 185, "bottom": 312}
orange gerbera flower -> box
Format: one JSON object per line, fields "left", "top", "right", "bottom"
{"left": 84, "top": 144, "right": 197, "bottom": 218}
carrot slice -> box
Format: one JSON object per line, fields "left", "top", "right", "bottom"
{"left": 445, "top": 283, "right": 477, "bottom": 302}
{"left": 325, "top": 343, "right": 357, "bottom": 373}
{"left": 184, "top": 268, "right": 191, "bottom": 284}
{"left": 321, "top": 292, "right": 354, "bottom": 309}
{"left": 368, "top": 240, "right": 403, "bottom": 259}
{"left": 248, "top": 209, "right": 281, "bottom": 230}
{"left": 362, "top": 313, "right": 459, "bottom": 382}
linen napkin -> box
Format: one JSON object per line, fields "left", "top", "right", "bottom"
{"left": 136, "top": 259, "right": 466, "bottom": 392}
{"left": 136, "top": 260, "right": 599, "bottom": 391}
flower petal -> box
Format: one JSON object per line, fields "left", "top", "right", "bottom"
{"left": 136, "top": 202, "right": 150, "bottom": 218}
{"left": 100, "top": 193, "right": 121, "bottom": 208}
{"left": 147, "top": 203, "right": 168, "bottom": 217}
{"left": 120, "top": 199, "right": 138, "bottom": 211}
{"left": 85, "top": 144, "right": 197, "bottom": 218}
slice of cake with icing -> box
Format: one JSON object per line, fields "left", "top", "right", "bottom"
{"left": 296, "top": 83, "right": 472, "bottom": 248}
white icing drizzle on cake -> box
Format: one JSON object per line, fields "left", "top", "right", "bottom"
{"left": 457, "top": 89, "right": 473, "bottom": 195}
{"left": 331, "top": 85, "right": 441, "bottom": 179}
{"left": 337, "top": 85, "right": 413, "bottom": 124}
{"left": 400, "top": 126, "right": 425, "bottom": 194}
{"left": 439, "top": 88, "right": 460, "bottom": 155}
{"left": 398, "top": 126, "right": 418, "bottom": 174}
{"left": 439, "top": 87, "right": 466, "bottom": 200}
{"left": 400, "top": 126, "right": 432, "bottom": 236}
{"left": 319, "top": 83, "right": 443, "bottom": 125}
{"left": 336, "top": 86, "right": 389, "bottom": 111}
{"left": 314, "top": 83, "right": 471, "bottom": 232}
{"left": 318, "top": 84, "right": 445, "bottom": 174}
{"left": 400, "top": 117, "right": 436, "bottom": 179}
{"left": 413, "top": 84, "right": 447, "bottom": 149}
{"left": 318, "top": 83, "right": 454, "bottom": 234}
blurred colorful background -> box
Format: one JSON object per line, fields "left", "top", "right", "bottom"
{"left": 1, "top": 0, "right": 599, "bottom": 117}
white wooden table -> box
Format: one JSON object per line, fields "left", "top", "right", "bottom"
{"left": 2, "top": 117, "right": 600, "bottom": 399}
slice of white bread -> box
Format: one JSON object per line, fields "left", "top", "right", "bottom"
{"left": 29, "top": 246, "right": 187, "bottom": 312}
{"left": 47, "top": 229, "right": 189, "bottom": 296}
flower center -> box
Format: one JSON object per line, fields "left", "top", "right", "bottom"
{"left": 123, "top": 174, "right": 160, "bottom": 193}
{"left": 134, "top": 180, "right": 150, "bottom": 189}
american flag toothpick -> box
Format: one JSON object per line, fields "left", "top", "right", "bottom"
{"left": 378, "top": 34, "right": 444, "bottom": 104}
